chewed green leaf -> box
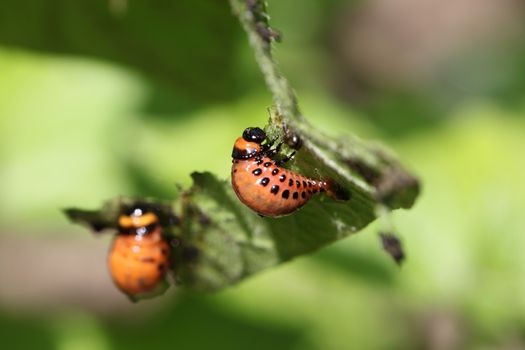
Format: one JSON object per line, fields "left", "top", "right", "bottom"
{"left": 63, "top": 201, "right": 121, "bottom": 233}
{"left": 265, "top": 106, "right": 420, "bottom": 214}
{"left": 177, "top": 171, "right": 375, "bottom": 291}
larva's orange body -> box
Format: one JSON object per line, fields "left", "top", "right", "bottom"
{"left": 109, "top": 206, "right": 170, "bottom": 299}
{"left": 231, "top": 127, "right": 334, "bottom": 217}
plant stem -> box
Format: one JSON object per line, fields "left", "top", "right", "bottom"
{"left": 229, "top": 0, "right": 300, "bottom": 119}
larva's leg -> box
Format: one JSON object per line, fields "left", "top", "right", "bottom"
{"left": 275, "top": 151, "right": 296, "bottom": 166}
{"left": 265, "top": 142, "right": 283, "bottom": 158}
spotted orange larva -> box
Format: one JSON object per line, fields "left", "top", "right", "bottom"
{"left": 108, "top": 203, "right": 171, "bottom": 300}
{"left": 231, "top": 127, "right": 349, "bottom": 217}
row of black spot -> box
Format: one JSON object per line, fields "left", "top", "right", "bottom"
{"left": 252, "top": 167, "right": 322, "bottom": 195}
{"left": 251, "top": 167, "right": 279, "bottom": 176}
{"left": 255, "top": 157, "right": 271, "bottom": 166}
{"left": 251, "top": 166, "right": 315, "bottom": 189}
{"left": 269, "top": 185, "right": 305, "bottom": 200}
{"left": 261, "top": 179, "right": 315, "bottom": 200}
{"left": 282, "top": 189, "right": 306, "bottom": 200}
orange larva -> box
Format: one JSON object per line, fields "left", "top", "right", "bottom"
{"left": 231, "top": 127, "right": 348, "bottom": 217}
{"left": 109, "top": 204, "right": 170, "bottom": 300}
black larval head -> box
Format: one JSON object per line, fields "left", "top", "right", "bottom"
{"left": 242, "top": 127, "right": 266, "bottom": 144}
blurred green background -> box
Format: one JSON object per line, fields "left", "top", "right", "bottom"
{"left": 1, "top": 0, "right": 525, "bottom": 349}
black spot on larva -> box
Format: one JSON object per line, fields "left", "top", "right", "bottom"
{"left": 233, "top": 169, "right": 237, "bottom": 173}
{"left": 252, "top": 168, "right": 262, "bottom": 176}
{"left": 272, "top": 168, "right": 279, "bottom": 175}
{"left": 271, "top": 185, "right": 280, "bottom": 194}
{"left": 264, "top": 162, "right": 272, "bottom": 167}
{"left": 308, "top": 182, "right": 313, "bottom": 187}
{"left": 260, "top": 177, "right": 270, "bottom": 186}
{"left": 303, "top": 181, "right": 307, "bottom": 188}
{"left": 296, "top": 180, "right": 301, "bottom": 188}
{"left": 288, "top": 179, "right": 294, "bottom": 186}
{"left": 279, "top": 174, "right": 286, "bottom": 182}
{"left": 301, "top": 192, "right": 306, "bottom": 198}
{"left": 158, "top": 264, "right": 166, "bottom": 272}
{"left": 257, "top": 159, "right": 263, "bottom": 165}
{"left": 282, "top": 189, "right": 290, "bottom": 199}
{"left": 313, "top": 189, "right": 318, "bottom": 194}
{"left": 293, "top": 192, "right": 299, "bottom": 199}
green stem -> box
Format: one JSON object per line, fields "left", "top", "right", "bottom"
{"left": 229, "top": 0, "right": 300, "bottom": 119}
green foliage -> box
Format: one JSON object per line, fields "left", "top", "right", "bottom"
{"left": 0, "top": 0, "right": 240, "bottom": 105}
